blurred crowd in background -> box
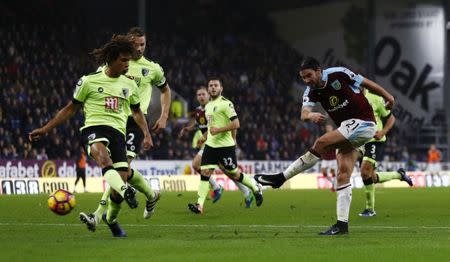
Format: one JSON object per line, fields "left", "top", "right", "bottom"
{"left": 0, "top": 0, "right": 416, "bottom": 163}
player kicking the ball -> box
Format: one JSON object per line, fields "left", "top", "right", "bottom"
{"left": 255, "top": 57, "right": 395, "bottom": 235}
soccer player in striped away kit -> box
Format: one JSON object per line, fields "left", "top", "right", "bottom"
{"left": 80, "top": 27, "right": 171, "bottom": 234}
{"left": 255, "top": 57, "right": 395, "bottom": 235}
{"left": 358, "top": 87, "right": 413, "bottom": 217}
{"left": 188, "top": 78, "right": 263, "bottom": 214}
{"left": 179, "top": 86, "right": 254, "bottom": 208}
{"left": 29, "top": 35, "right": 152, "bottom": 237}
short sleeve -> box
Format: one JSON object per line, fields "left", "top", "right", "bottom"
{"left": 224, "top": 101, "right": 237, "bottom": 120}
{"left": 302, "top": 87, "right": 316, "bottom": 107}
{"left": 152, "top": 64, "right": 167, "bottom": 88}
{"left": 73, "top": 76, "right": 88, "bottom": 103}
{"left": 129, "top": 81, "right": 140, "bottom": 105}
{"left": 341, "top": 67, "right": 364, "bottom": 89}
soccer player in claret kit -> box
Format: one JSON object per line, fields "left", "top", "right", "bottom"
{"left": 79, "top": 27, "right": 171, "bottom": 233}
{"left": 255, "top": 57, "right": 395, "bottom": 235}
{"left": 29, "top": 35, "right": 153, "bottom": 237}
{"left": 179, "top": 86, "right": 254, "bottom": 207}
{"left": 188, "top": 78, "right": 263, "bottom": 214}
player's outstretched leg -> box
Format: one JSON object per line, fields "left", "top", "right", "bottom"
{"left": 397, "top": 168, "right": 414, "bottom": 186}
{"left": 255, "top": 149, "right": 320, "bottom": 188}
{"left": 254, "top": 172, "right": 286, "bottom": 189}
{"left": 377, "top": 168, "right": 413, "bottom": 186}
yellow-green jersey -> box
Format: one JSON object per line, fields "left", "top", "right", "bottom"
{"left": 365, "top": 90, "right": 391, "bottom": 142}
{"left": 73, "top": 70, "right": 140, "bottom": 135}
{"left": 128, "top": 56, "right": 167, "bottom": 114}
{"left": 204, "top": 96, "right": 237, "bottom": 148}
{"left": 97, "top": 57, "right": 166, "bottom": 115}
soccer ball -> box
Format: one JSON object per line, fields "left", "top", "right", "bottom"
{"left": 47, "top": 189, "right": 76, "bottom": 215}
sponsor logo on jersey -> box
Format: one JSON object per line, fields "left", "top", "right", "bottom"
{"left": 88, "top": 133, "right": 96, "bottom": 140}
{"left": 329, "top": 99, "right": 349, "bottom": 112}
{"left": 331, "top": 80, "right": 341, "bottom": 90}
{"left": 329, "top": 96, "right": 339, "bottom": 107}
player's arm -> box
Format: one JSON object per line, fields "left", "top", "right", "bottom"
{"left": 210, "top": 118, "right": 240, "bottom": 136}
{"left": 375, "top": 113, "right": 396, "bottom": 140}
{"left": 361, "top": 78, "right": 395, "bottom": 109}
{"left": 178, "top": 118, "right": 196, "bottom": 138}
{"left": 29, "top": 101, "right": 82, "bottom": 141}
{"left": 232, "top": 129, "right": 237, "bottom": 142}
{"left": 131, "top": 104, "right": 153, "bottom": 150}
{"left": 152, "top": 84, "right": 171, "bottom": 132}
{"left": 301, "top": 106, "right": 325, "bottom": 123}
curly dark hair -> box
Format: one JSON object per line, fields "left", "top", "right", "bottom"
{"left": 90, "top": 34, "right": 134, "bottom": 65}
{"left": 127, "top": 27, "right": 145, "bottom": 37}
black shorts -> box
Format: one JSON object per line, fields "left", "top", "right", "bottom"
{"left": 362, "top": 141, "right": 385, "bottom": 165}
{"left": 81, "top": 125, "right": 128, "bottom": 171}
{"left": 126, "top": 117, "right": 144, "bottom": 158}
{"left": 76, "top": 168, "right": 86, "bottom": 178}
{"left": 201, "top": 145, "right": 238, "bottom": 172}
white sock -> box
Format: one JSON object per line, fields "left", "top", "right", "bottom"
{"left": 209, "top": 177, "right": 220, "bottom": 190}
{"left": 235, "top": 181, "right": 251, "bottom": 197}
{"left": 284, "top": 151, "right": 320, "bottom": 179}
{"left": 336, "top": 183, "right": 352, "bottom": 223}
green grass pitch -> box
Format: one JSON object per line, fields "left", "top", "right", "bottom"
{"left": 1, "top": 188, "right": 449, "bottom": 261}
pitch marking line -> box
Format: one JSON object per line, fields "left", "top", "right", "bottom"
{"left": 0, "top": 222, "right": 449, "bottom": 230}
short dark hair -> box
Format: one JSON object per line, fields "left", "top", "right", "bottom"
{"left": 90, "top": 35, "right": 134, "bottom": 65}
{"left": 127, "top": 27, "right": 145, "bottom": 37}
{"left": 207, "top": 77, "right": 222, "bottom": 86}
{"left": 300, "top": 57, "right": 321, "bottom": 71}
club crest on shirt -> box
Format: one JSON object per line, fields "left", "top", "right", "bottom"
{"left": 331, "top": 80, "right": 341, "bottom": 90}
{"left": 98, "top": 87, "right": 104, "bottom": 93}
{"left": 142, "top": 68, "right": 149, "bottom": 77}
{"left": 122, "top": 88, "right": 129, "bottom": 98}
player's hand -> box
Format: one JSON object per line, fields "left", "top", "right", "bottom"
{"left": 152, "top": 117, "right": 167, "bottom": 133}
{"left": 374, "top": 130, "right": 385, "bottom": 140}
{"left": 309, "top": 113, "right": 326, "bottom": 124}
{"left": 28, "top": 127, "right": 48, "bottom": 141}
{"left": 197, "top": 136, "right": 206, "bottom": 147}
{"left": 385, "top": 95, "right": 395, "bottom": 110}
{"left": 210, "top": 126, "right": 220, "bottom": 135}
{"left": 143, "top": 135, "right": 153, "bottom": 150}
